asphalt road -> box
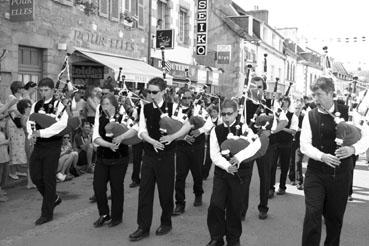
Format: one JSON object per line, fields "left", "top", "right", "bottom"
{"left": 0, "top": 157, "right": 369, "bottom": 246}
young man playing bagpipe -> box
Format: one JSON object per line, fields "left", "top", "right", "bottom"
{"left": 206, "top": 99, "right": 262, "bottom": 246}
{"left": 171, "top": 88, "right": 213, "bottom": 216}
{"left": 28, "top": 78, "right": 68, "bottom": 225}
{"left": 300, "top": 77, "right": 369, "bottom": 246}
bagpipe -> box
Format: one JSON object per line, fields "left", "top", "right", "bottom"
{"left": 102, "top": 68, "right": 141, "bottom": 145}
{"left": 318, "top": 103, "right": 361, "bottom": 146}
{"left": 29, "top": 54, "right": 81, "bottom": 136}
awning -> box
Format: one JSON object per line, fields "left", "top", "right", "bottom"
{"left": 73, "top": 48, "right": 172, "bottom": 84}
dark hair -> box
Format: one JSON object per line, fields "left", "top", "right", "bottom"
{"left": 310, "top": 77, "right": 335, "bottom": 94}
{"left": 280, "top": 96, "right": 291, "bottom": 107}
{"left": 24, "top": 81, "right": 37, "bottom": 90}
{"left": 148, "top": 77, "right": 166, "bottom": 91}
{"left": 16, "top": 99, "right": 32, "bottom": 115}
{"left": 101, "top": 93, "right": 118, "bottom": 109}
{"left": 85, "top": 85, "right": 97, "bottom": 98}
{"left": 10, "top": 81, "right": 24, "bottom": 95}
{"left": 38, "top": 78, "right": 55, "bottom": 89}
{"left": 221, "top": 98, "right": 238, "bottom": 112}
{"left": 102, "top": 84, "right": 114, "bottom": 92}
{"left": 251, "top": 76, "right": 267, "bottom": 90}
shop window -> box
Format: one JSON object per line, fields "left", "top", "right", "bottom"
{"left": 99, "top": 0, "right": 109, "bottom": 18}
{"left": 178, "top": 7, "right": 189, "bottom": 45}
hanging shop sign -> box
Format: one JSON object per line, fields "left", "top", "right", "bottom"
{"left": 156, "top": 29, "right": 175, "bottom": 49}
{"left": 9, "top": 0, "right": 34, "bottom": 22}
{"left": 72, "top": 65, "right": 105, "bottom": 79}
{"left": 217, "top": 45, "right": 231, "bottom": 64}
{"left": 196, "top": 0, "right": 208, "bottom": 56}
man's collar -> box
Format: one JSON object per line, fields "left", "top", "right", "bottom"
{"left": 317, "top": 103, "right": 335, "bottom": 114}
{"left": 153, "top": 99, "right": 164, "bottom": 108}
{"left": 223, "top": 120, "right": 236, "bottom": 127}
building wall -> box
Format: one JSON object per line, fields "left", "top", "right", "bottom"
{"left": 0, "top": 0, "right": 149, "bottom": 101}
{"left": 195, "top": 1, "right": 243, "bottom": 97}
{"left": 150, "top": 0, "right": 195, "bottom": 65}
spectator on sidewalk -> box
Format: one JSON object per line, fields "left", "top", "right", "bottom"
{"left": 0, "top": 118, "right": 10, "bottom": 202}
{"left": 57, "top": 134, "right": 78, "bottom": 182}
{"left": 23, "top": 81, "right": 37, "bottom": 103}
{"left": 16, "top": 99, "right": 36, "bottom": 189}
{"left": 73, "top": 121, "right": 94, "bottom": 174}
{"left": 86, "top": 85, "right": 100, "bottom": 125}
{"left": 7, "top": 81, "right": 27, "bottom": 180}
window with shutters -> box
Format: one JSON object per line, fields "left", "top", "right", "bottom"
{"left": 110, "top": 0, "right": 120, "bottom": 22}
{"left": 18, "top": 46, "right": 43, "bottom": 92}
{"left": 122, "top": 0, "right": 143, "bottom": 28}
{"left": 178, "top": 7, "right": 189, "bottom": 45}
{"left": 99, "top": 0, "right": 109, "bottom": 18}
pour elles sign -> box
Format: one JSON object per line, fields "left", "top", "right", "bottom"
{"left": 9, "top": 0, "right": 34, "bottom": 22}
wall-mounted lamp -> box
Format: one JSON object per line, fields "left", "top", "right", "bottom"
{"left": 91, "top": 22, "right": 97, "bottom": 31}
{"left": 118, "top": 30, "right": 124, "bottom": 38}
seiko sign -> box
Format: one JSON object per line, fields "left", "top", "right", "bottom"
{"left": 196, "top": 0, "right": 208, "bottom": 56}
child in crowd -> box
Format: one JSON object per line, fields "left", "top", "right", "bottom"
{"left": 73, "top": 121, "right": 94, "bottom": 174}
{"left": 0, "top": 119, "right": 10, "bottom": 202}
{"left": 56, "top": 134, "right": 78, "bottom": 182}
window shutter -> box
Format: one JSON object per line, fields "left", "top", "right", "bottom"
{"left": 110, "top": 0, "right": 120, "bottom": 22}
{"left": 99, "top": 0, "right": 108, "bottom": 18}
{"left": 138, "top": 0, "right": 144, "bottom": 28}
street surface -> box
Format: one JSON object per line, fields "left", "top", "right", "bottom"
{"left": 0, "top": 156, "right": 369, "bottom": 246}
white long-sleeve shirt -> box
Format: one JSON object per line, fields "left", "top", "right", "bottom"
{"left": 300, "top": 105, "right": 369, "bottom": 161}
{"left": 28, "top": 97, "right": 68, "bottom": 138}
{"left": 209, "top": 120, "right": 261, "bottom": 171}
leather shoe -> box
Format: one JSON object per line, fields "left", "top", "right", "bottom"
{"left": 206, "top": 239, "right": 224, "bottom": 246}
{"left": 129, "top": 181, "right": 140, "bottom": 188}
{"left": 35, "top": 216, "right": 52, "bottom": 225}
{"left": 172, "top": 204, "right": 185, "bottom": 216}
{"left": 54, "top": 196, "right": 62, "bottom": 208}
{"left": 194, "top": 195, "right": 202, "bottom": 207}
{"left": 129, "top": 228, "right": 149, "bottom": 241}
{"left": 93, "top": 215, "right": 110, "bottom": 228}
{"left": 108, "top": 219, "right": 122, "bottom": 227}
{"left": 155, "top": 225, "right": 172, "bottom": 235}
{"left": 276, "top": 188, "right": 286, "bottom": 195}
{"left": 258, "top": 211, "right": 268, "bottom": 220}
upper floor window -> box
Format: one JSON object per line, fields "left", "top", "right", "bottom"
{"left": 122, "top": 0, "right": 144, "bottom": 28}
{"left": 157, "top": 0, "right": 169, "bottom": 29}
{"left": 178, "top": 7, "right": 189, "bottom": 45}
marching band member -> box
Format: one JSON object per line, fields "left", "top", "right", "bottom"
{"left": 300, "top": 77, "right": 369, "bottom": 246}
{"left": 202, "top": 104, "right": 222, "bottom": 180}
{"left": 171, "top": 89, "right": 211, "bottom": 216}
{"left": 269, "top": 96, "right": 298, "bottom": 196}
{"left": 241, "top": 76, "right": 273, "bottom": 220}
{"left": 28, "top": 78, "right": 68, "bottom": 225}
{"left": 206, "top": 99, "right": 260, "bottom": 246}
{"left": 129, "top": 77, "right": 176, "bottom": 241}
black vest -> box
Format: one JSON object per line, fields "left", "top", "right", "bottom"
{"left": 96, "top": 110, "right": 129, "bottom": 160}
{"left": 214, "top": 122, "right": 252, "bottom": 171}
{"left": 307, "top": 105, "right": 353, "bottom": 174}
{"left": 294, "top": 114, "right": 304, "bottom": 146}
{"left": 177, "top": 106, "right": 205, "bottom": 146}
{"left": 34, "top": 97, "right": 63, "bottom": 142}
{"left": 143, "top": 101, "right": 176, "bottom": 155}
{"left": 271, "top": 111, "right": 294, "bottom": 144}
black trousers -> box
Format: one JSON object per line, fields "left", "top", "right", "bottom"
{"left": 131, "top": 142, "right": 143, "bottom": 183}
{"left": 30, "top": 140, "right": 62, "bottom": 219}
{"left": 137, "top": 151, "right": 175, "bottom": 231}
{"left": 175, "top": 141, "right": 205, "bottom": 206}
{"left": 349, "top": 155, "right": 357, "bottom": 196}
{"left": 302, "top": 162, "right": 352, "bottom": 246}
{"left": 270, "top": 142, "right": 292, "bottom": 191}
{"left": 202, "top": 135, "right": 212, "bottom": 179}
{"left": 207, "top": 167, "right": 253, "bottom": 245}
{"left": 254, "top": 143, "right": 273, "bottom": 213}
{"left": 93, "top": 157, "right": 128, "bottom": 221}
{"left": 289, "top": 146, "right": 304, "bottom": 185}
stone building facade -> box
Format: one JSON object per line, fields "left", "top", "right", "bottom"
{"left": 0, "top": 0, "right": 151, "bottom": 101}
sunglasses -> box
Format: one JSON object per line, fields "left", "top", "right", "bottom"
{"left": 221, "top": 112, "right": 234, "bottom": 116}
{"left": 147, "top": 90, "right": 160, "bottom": 95}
